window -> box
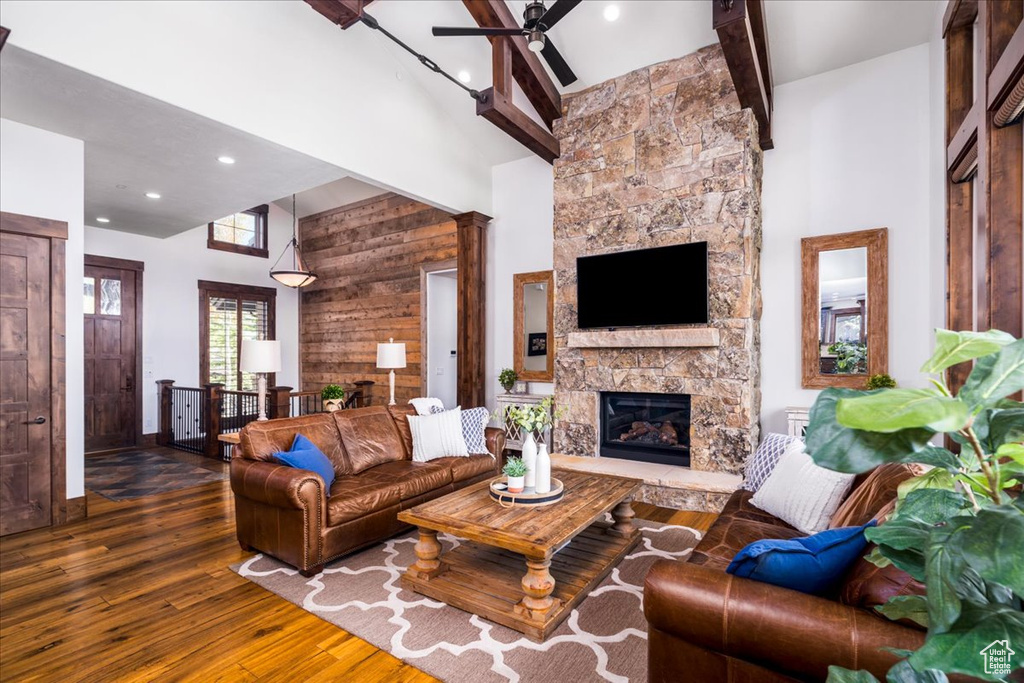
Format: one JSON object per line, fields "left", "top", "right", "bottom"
{"left": 199, "top": 280, "right": 276, "bottom": 391}
{"left": 207, "top": 205, "right": 269, "bottom": 258}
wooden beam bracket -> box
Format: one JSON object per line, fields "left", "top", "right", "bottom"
{"left": 305, "top": 0, "right": 371, "bottom": 30}
{"left": 713, "top": 0, "right": 774, "bottom": 150}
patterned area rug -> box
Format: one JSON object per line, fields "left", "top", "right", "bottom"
{"left": 232, "top": 519, "right": 700, "bottom": 683}
{"left": 85, "top": 450, "right": 226, "bottom": 501}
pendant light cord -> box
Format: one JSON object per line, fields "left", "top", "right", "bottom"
{"left": 358, "top": 12, "right": 484, "bottom": 103}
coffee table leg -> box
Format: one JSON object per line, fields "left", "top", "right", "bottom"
{"left": 608, "top": 499, "right": 636, "bottom": 538}
{"left": 408, "top": 528, "right": 447, "bottom": 580}
{"left": 515, "top": 555, "right": 561, "bottom": 620}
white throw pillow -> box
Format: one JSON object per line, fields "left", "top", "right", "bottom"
{"left": 750, "top": 440, "right": 856, "bottom": 534}
{"left": 407, "top": 407, "right": 470, "bottom": 462}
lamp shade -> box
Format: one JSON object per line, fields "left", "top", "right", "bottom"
{"left": 240, "top": 339, "right": 281, "bottom": 373}
{"left": 376, "top": 338, "right": 407, "bottom": 369}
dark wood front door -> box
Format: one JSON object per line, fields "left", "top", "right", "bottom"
{"left": 0, "top": 231, "right": 53, "bottom": 535}
{"left": 84, "top": 261, "right": 138, "bottom": 451}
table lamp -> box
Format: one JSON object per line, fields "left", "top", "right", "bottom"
{"left": 240, "top": 339, "right": 281, "bottom": 421}
{"left": 376, "top": 338, "right": 406, "bottom": 406}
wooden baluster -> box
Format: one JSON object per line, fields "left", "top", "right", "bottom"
{"left": 268, "top": 386, "right": 292, "bottom": 419}
{"left": 156, "top": 379, "right": 175, "bottom": 446}
{"left": 203, "top": 383, "right": 224, "bottom": 459}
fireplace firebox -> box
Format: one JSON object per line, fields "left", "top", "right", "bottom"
{"left": 600, "top": 391, "right": 691, "bottom": 466}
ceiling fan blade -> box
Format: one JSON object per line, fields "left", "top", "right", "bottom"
{"left": 540, "top": 36, "right": 578, "bottom": 87}
{"left": 432, "top": 26, "right": 523, "bottom": 37}
{"left": 538, "top": 0, "right": 582, "bottom": 29}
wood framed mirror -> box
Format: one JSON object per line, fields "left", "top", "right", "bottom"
{"left": 513, "top": 270, "right": 554, "bottom": 382}
{"left": 801, "top": 228, "right": 888, "bottom": 389}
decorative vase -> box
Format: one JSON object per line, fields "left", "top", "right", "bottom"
{"left": 521, "top": 431, "right": 537, "bottom": 490}
{"left": 503, "top": 385, "right": 513, "bottom": 394}
{"left": 323, "top": 398, "right": 344, "bottom": 412}
{"left": 534, "top": 441, "right": 551, "bottom": 494}
{"left": 507, "top": 476, "right": 524, "bottom": 494}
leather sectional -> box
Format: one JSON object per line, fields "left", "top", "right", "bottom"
{"left": 231, "top": 404, "right": 506, "bottom": 576}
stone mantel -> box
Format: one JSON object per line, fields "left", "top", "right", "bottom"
{"left": 568, "top": 328, "right": 720, "bottom": 349}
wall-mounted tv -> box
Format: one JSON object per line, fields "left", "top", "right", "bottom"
{"left": 576, "top": 242, "right": 709, "bottom": 329}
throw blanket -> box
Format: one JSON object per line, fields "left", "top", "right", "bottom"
{"left": 408, "top": 397, "right": 445, "bottom": 416}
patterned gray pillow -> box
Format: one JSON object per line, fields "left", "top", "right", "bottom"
{"left": 430, "top": 406, "right": 490, "bottom": 455}
{"left": 742, "top": 433, "right": 802, "bottom": 492}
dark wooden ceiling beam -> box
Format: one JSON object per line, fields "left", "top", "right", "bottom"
{"left": 305, "top": 0, "right": 373, "bottom": 29}
{"left": 461, "top": 0, "right": 562, "bottom": 129}
{"left": 477, "top": 88, "right": 560, "bottom": 163}
{"left": 713, "top": 0, "right": 774, "bottom": 150}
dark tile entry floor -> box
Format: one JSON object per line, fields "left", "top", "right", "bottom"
{"left": 85, "top": 449, "right": 227, "bottom": 501}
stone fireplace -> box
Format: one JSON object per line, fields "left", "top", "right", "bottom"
{"left": 551, "top": 44, "right": 762, "bottom": 483}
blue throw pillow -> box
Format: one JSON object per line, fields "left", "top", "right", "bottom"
{"left": 274, "top": 433, "right": 335, "bottom": 491}
{"left": 726, "top": 521, "right": 876, "bottom": 595}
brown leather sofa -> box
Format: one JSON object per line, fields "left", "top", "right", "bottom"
{"left": 644, "top": 463, "right": 928, "bottom": 682}
{"left": 230, "top": 404, "right": 505, "bottom": 576}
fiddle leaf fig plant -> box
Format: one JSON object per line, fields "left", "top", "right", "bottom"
{"left": 806, "top": 329, "right": 1024, "bottom": 682}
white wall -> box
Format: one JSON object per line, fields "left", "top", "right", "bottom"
{"left": 0, "top": 118, "right": 86, "bottom": 498}
{"left": 426, "top": 272, "right": 458, "bottom": 409}
{"left": 760, "top": 43, "right": 945, "bottom": 434}
{"left": 0, "top": 0, "right": 492, "bottom": 215}
{"left": 486, "top": 156, "right": 555, "bottom": 412}
{"left": 84, "top": 204, "right": 300, "bottom": 435}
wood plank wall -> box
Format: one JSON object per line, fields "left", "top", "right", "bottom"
{"left": 298, "top": 193, "right": 457, "bottom": 404}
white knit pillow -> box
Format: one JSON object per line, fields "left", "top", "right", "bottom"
{"left": 407, "top": 407, "right": 469, "bottom": 462}
{"left": 750, "top": 440, "right": 856, "bottom": 534}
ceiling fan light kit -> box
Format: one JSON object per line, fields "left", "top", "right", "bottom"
{"left": 432, "top": 0, "right": 582, "bottom": 87}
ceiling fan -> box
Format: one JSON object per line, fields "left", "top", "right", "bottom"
{"left": 432, "top": 0, "right": 581, "bottom": 87}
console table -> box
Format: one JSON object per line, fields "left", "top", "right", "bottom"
{"left": 495, "top": 393, "right": 553, "bottom": 452}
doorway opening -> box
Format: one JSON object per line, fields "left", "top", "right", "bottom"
{"left": 424, "top": 268, "right": 458, "bottom": 409}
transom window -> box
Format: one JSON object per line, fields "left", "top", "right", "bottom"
{"left": 207, "top": 205, "right": 269, "bottom": 258}
{"left": 199, "top": 280, "right": 276, "bottom": 391}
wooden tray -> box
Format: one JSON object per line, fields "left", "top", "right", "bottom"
{"left": 489, "top": 477, "right": 564, "bottom": 507}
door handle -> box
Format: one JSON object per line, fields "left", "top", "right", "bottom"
{"left": 25, "top": 416, "right": 46, "bottom": 425}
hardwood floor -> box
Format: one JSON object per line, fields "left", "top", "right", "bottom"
{"left": 0, "top": 449, "right": 716, "bottom": 682}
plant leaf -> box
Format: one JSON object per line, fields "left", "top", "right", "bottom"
{"left": 807, "top": 389, "right": 935, "bottom": 474}
{"left": 877, "top": 595, "right": 930, "bottom": 628}
{"left": 960, "top": 338, "right": 1024, "bottom": 411}
{"left": 948, "top": 504, "right": 1024, "bottom": 595}
{"left": 921, "top": 329, "right": 1016, "bottom": 374}
{"left": 836, "top": 390, "right": 970, "bottom": 433}
{"left": 828, "top": 667, "right": 881, "bottom": 683}
{"left": 866, "top": 518, "right": 932, "bottom": 551}
{"left": 924, "top": 533, "right": 963, "bottom": 633}
{"left": 908, "top": 602, "right": 1024, "bottom": 680}
{"left": 885, "top": 659, "right": 948, "bottom": 683}
{"left": 871, "top": 544, "right": 926, "bottom": 581}
{"left": 892, "top": 489, "right": 972, "bottom": 524}
{"left": 897, "top": 469, "right": 958, "bottom": 501}
{"left": 910, "top": 446, "right": 963, "bottom": 473}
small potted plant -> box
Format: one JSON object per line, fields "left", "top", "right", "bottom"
{"left": 865, "top": 373, "right": 896, "bottom": 389}
{"left": 499, "top": 368, "right": 518, "bottom": 394}
{"left": 321, "top": 384, "right": 346, "bottom": 412}
{"left": 502, "top": 456, "right": 527, "bottom": 493}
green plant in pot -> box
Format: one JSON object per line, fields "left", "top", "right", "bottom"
{"left": 499, "top": 368, "right": 518, "bottom": 394}
{"left": 805, "top": 329, "right": 1024, "bottom": 682}
{"left": 321, "top": 384, "right": 346, "bottom": 412}
{"left": 865, "top": 373, "right": 897, "bottom": 390}
{"left": 503, "top": 456, "right": 527, "bottom": 493}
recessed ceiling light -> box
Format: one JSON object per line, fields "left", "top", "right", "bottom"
{"left": 96, "top": 217, "right": 110, "bottom": 223}
{"left": 145, "top": 192, "right": 161, "bottom": 199}
{"left": 217, "top": 155, "right": 235, "bottom": 164}
{"left": 603, "top": 4, "right": 620, "bottom": 21}
{"left": 457, "top": 70, "right": 472, "bottom": 84}
{"left": 115, "top": 184, "right": 128, "bottom": 190}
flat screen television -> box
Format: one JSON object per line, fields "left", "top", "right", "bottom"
{"left": 576, "top": 242, "right": 709, "bottom": 329}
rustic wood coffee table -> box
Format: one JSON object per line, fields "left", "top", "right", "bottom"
{"left": 397, "top": 469, "right": 642, "bottom": 641}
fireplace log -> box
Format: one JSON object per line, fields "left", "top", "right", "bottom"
{"left": 658, "top": 421, "right": 679, "bottom": 445}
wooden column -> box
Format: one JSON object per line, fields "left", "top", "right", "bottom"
{"left": 156, "top": 379, "right": 174, "bottom": 446}
{"left": 268, "top": 386, "right": 293, "bottom": 419}
{"left": 454, "top": 211, "right": 491, "bottom": 408}
{"left": 203, "top": 383, "right": 224, "bottom": 459}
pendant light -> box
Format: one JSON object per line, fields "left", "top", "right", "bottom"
{"left": 270, "top": 194, "right": 317, "bottom": 288}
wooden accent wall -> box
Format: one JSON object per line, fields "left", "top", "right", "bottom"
{"left": 298, "top": 193, "right": 457, "bottom": 404}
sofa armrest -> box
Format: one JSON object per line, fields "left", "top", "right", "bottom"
{"left": 230, "top": 457, "right": 326, "bottom": 523}
{"left": 644, "top": 560, "right": 924, "bottom": 681}
{"left": 485, "top": 427, "right": 506, "bottom": 469}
